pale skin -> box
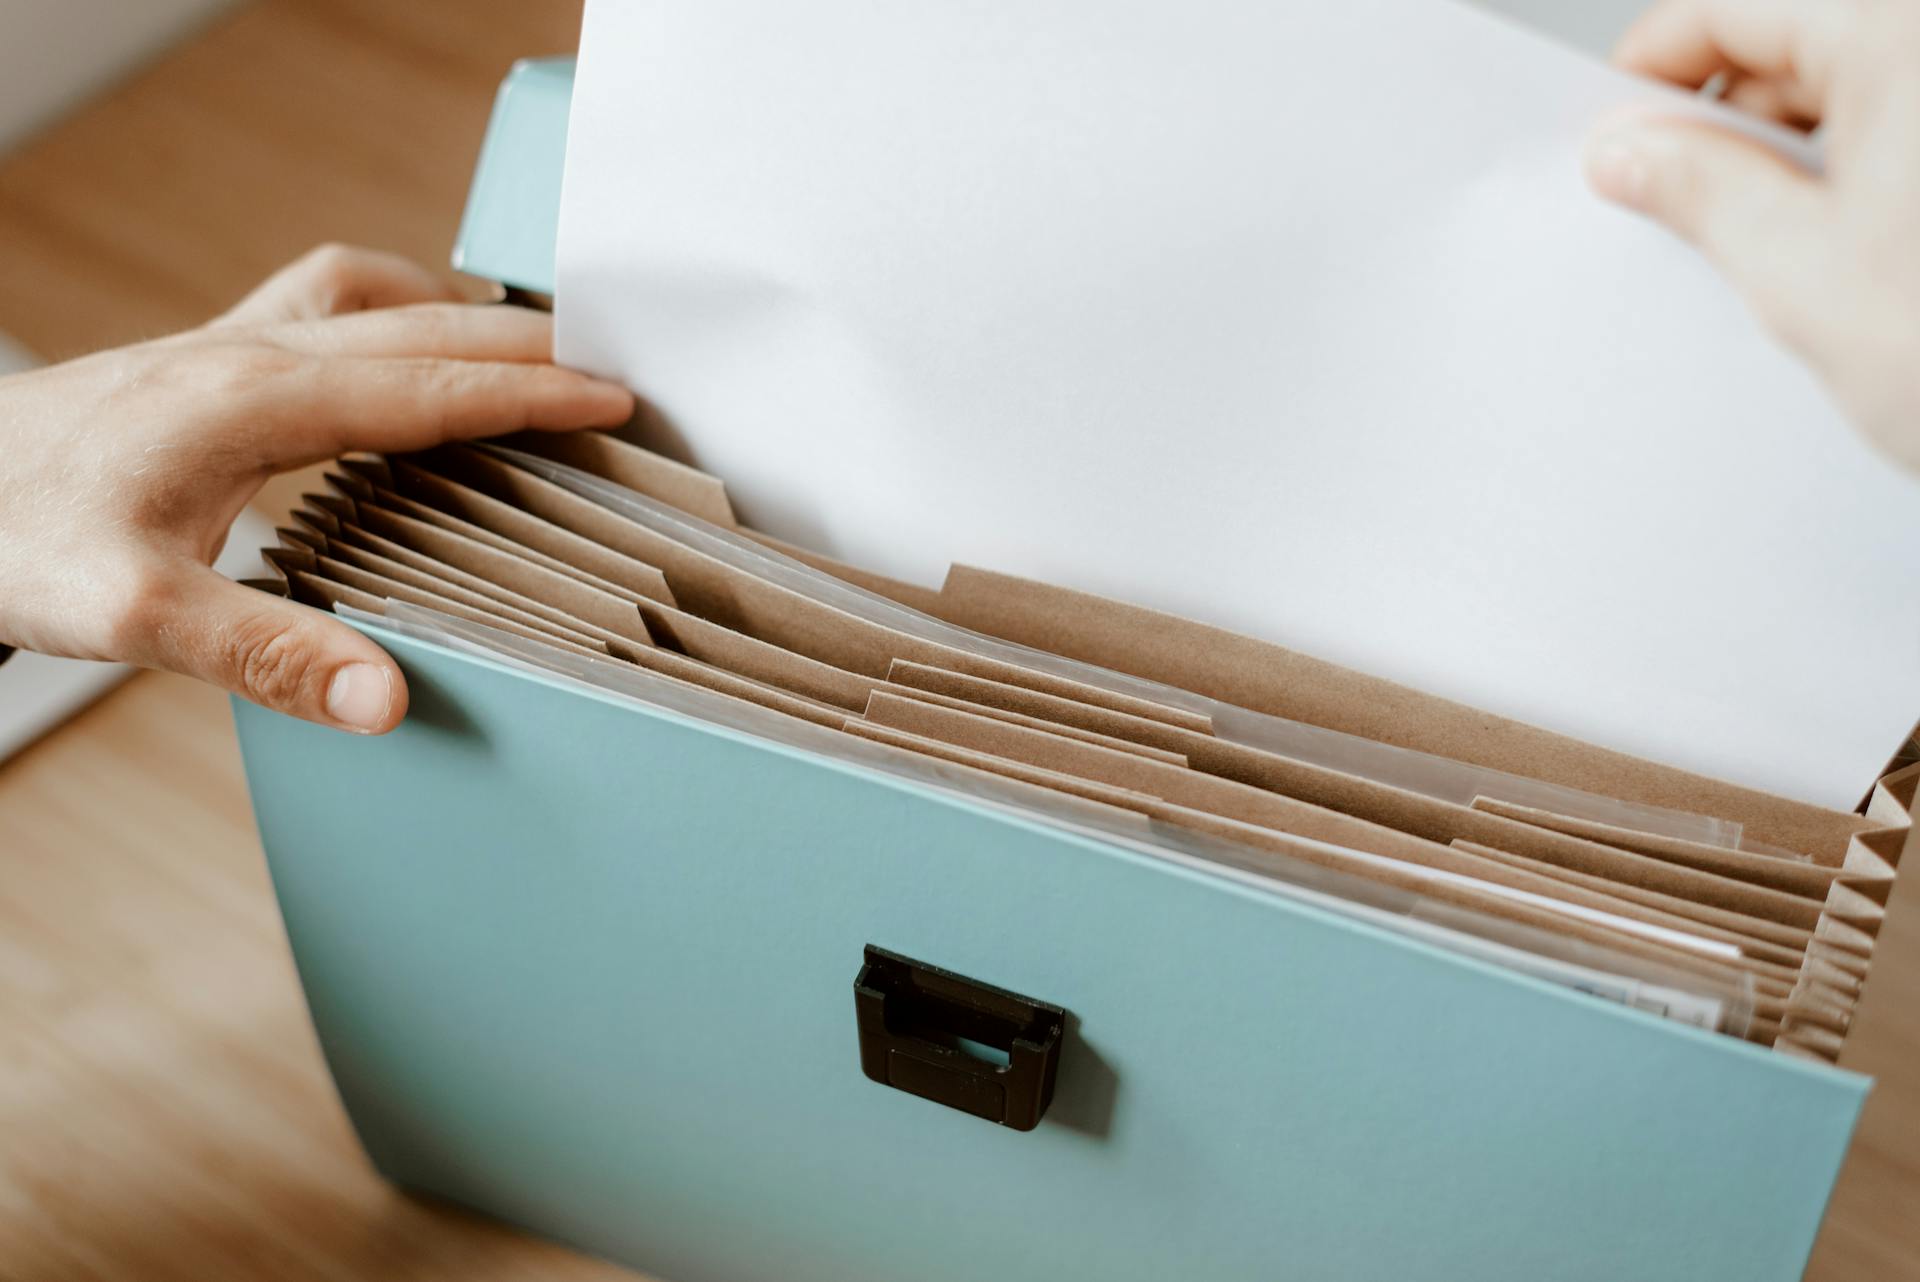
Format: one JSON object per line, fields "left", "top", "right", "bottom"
{"left": 1584, "top": 0, "right": 1920, "bottom": 470}
{"left": 1, "top": 1, "right": 1915, "bottom": 735}
{"left": 0, "top": 246, "right": 634, "bottom": 734}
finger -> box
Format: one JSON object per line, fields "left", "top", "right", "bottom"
{"left": 253, "top": 357, "right": 635, "bottom": 469}
{"left": 130, "top": 567, "right": 409, "bottom": 733}
{"left": 1584, "top": 118, "right": 1834, "bottom": 348}
{"left": 262, "top": 302, "right": 556, "bottom": 363}
{"left": 216, "top": 244, "right": 461, "bottom": 327}
{"left": 1720, "top": 75, "right": 1822, "bottom": 131}
{"left": 1614, "top": 0, "right": 1845, "bottom": 106}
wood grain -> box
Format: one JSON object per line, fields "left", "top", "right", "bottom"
{"left": 0, "top": 1, "right": 1911, "bottom": 1279}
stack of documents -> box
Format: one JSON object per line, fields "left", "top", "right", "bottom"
{"left": 254, "top": 432, "right": 1915, "bottom": 1060}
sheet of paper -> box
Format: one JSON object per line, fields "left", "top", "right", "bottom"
{"left": 557, "top": 0, "right": 1920, "bottom": 809}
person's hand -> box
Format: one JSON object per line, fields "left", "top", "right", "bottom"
{"left": 1584, "top": 0, "right": 1920, "bottom": 473}
{"left": 0, "top": 244, "right": 634, "bottom": 733}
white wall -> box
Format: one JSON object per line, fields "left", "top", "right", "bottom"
{"left": 0, "top": 0, "right": 235, "bottom": 153}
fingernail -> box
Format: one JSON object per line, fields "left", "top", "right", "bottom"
{"left": 590, "top": 380, "right": 637, "bottom": 420}
{"left": 326, "top": 662, "right": 392, "bottom": 733}
{"left": 1586, "top": 133, "right": 1651, "bottom": 209}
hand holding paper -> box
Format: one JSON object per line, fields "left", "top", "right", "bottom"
{"left": 558, "top": 0, "right": 1920, "bottom": 808}
{"left": 0, "top": 245, "right": 633, "bottom": 733}
{"left": 1586, "top": 0, "right": 1920, "bottom": 471}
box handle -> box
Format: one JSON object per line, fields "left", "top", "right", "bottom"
{"left": 853, "top": 945, "right": 1067, "bottom": 1132}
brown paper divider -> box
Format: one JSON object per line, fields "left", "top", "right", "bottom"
{"left": 861, "top": 690, "right": 1455, "bottom": 865}
{"left": 633, "top": 599, "right": 878, "bottom": 711}
{"left": 1468, "top": 795, "right": 1853, "bottom": 898}
{"left": 1130, "top": 798, "right": 1776, "bottom": 1025}
{"left": 262, "top": 542, "right": 311, "bottom": 582}
{"left": 286, "top": 570, "right": 611, "bottom": 662}
{"left": 277, "top": 523, "right": 322, "bottom": 552}
{"left": 623, "top": 652, "right": 849, "bottom": 729}
{"left": 374, "top": 463, "right": 881, "bottom": 710}
{"left": 298, "top": 494, "right": 348, "bottom": 531}
{"left": 338, "top": 477, "right": 671, "bottom": 608}
{"left": 289, "top": 523, "right": 1782, "bottom": 1038}
{"left": 841, "top": 720, "right": 1164, "bottom": 818}
{"left": 293, "top": 444, "right": 1913, "bottom": 1054}
{"left": 315, "top": 540, "right": 638, "bottom": 659}
{"left": 1456, "top": 820, "right": 1823, "bottom": 930}
{"left": 1781, "top": 986, "right": 1855, "bottom": 1031}
{"left": 313, "top": 516, "right": 618, "bottom": 645}
{"left": 889, "top": 657, "right": 1821, "bottom": 935}
{"left": 745, "top": 530, "right": 948, "bottom": 615}
{"left": 886, "top": 659, "right": 1200, "bottom": 751}
{"left": 496, "top": 428, "right": 952, "bottom": 613}
{"left": 1811, "top": 913, "right": 1876, "bottom": 959}
{"left": 349, "top": 484, "right": 893, "bottom": 714}
{"left": 1782, "top": 1023, "right": 1847, "bottom": 1061}
{"left": 328, "top": 458, "right": 384, "bottom": 498}
{"left": 843, "top": 718, "right": 1766, "bottom": 1019}
{"left": 1798, "top": 954, "right": 1866, "bottom": 998}
{"left": 416, "top": 444, "right": 745, "bottom": 612}
{"left": 1193, "top": 741, "right": 1832, "bottom": 924}
{"left": 930, "top": 565, "right": 1882, "bottom": 863}
{"left": 934, "top": 654, "right": 1212, "bottom": 735}
{"left": 855, "top": 693, "right": 1796, "bottom": 979}
{"left": 871, "top": 683, "right": 1189, "bottom": 766}
{"left": 871, "top": 690, "right": 1827, "bottom": 982}
{"left": 287, "top": 572, "right": 384, "bottom": 615}
{"left": 309, "top": 526, "right": 844, "bottom": 729}
{"left": 846, "top": 723, "right": 1168, "bottom": 839}
{"left": 1441, "top": 842, "right": 1807, "bottom": 968}
{"left": 1781, "top": 818, "right": 1913, "bottom": 1051}
{"left": 1452, "top": 839, "right": 1817, "bottom": 955}
{"left": 327, "top": 503, "right": 655, "bottom": 647}
{"left": 495, "top": 429, "right": 740, "bottom": 528}
{"left": 384, "top": 460, "right": 678, "bottom": 605}
{"left": 305, "top": 551, "right": 612, "bottom": 653}
{"left": 426, "top": 444, "right": 1215, "bottom": 734}
{"left": 1814, "top": 878, "right": 1892, "bottom": 936}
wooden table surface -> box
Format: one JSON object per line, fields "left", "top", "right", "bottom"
{"left": 0, "top": 2, "right": 1913, "bottom": 1279}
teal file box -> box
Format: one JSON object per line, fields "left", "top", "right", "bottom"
{"left": 233, "top": 57, "right": 1887, "bottom": 1282}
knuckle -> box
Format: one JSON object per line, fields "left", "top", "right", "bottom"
{"left": 302, "top": 241, "right": 362, "bottom": 277}
{"left": 227, "top": 613, "right": 323, "bottom": 708}
{"left": 298, "top": 242, "right": 375, "bottom": 312}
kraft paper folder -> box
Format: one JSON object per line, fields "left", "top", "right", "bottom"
{"left": 231, "top": 58, "right": 1920, "bottom": 1282}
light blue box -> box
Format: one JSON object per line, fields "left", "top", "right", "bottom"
{"left": 236, "top": 58, "right": 1877, "bottom": 1282}
{"left": 452, "top": 57, "right": 574, "bottom": 295}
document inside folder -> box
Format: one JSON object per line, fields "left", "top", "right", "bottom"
{"left": 251, "top": 432, "right": 1915, "bottom": 1063}
{"left": 553, "top": 0, "right": 1920, "bottom": 810}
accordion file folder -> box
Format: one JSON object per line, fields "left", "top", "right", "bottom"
{"left": 232, "top": 58, "right": 1919, "bottom": 1282}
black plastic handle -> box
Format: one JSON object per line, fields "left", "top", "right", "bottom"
{"left": 853, "top": 945, "right": 1067, "bottom": 1131}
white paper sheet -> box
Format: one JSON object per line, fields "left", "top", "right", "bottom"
{"left": 557, "top": 0, "right": 1920, "bottom": 809}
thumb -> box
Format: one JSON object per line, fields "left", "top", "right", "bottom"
{"left": 138, "top": 567, "right": 409, "bottom": 733}
{"left": 1584, "top": 118, "right": 1832, "bottom": 343}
